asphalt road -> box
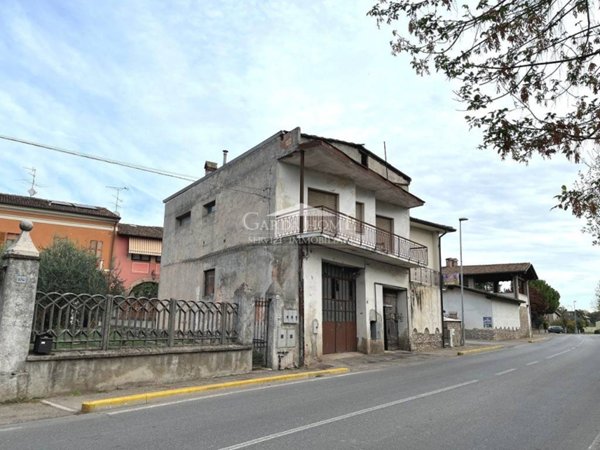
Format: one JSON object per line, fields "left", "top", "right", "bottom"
{"left": 1, "top": 335, "right": 599, "bottom": 450}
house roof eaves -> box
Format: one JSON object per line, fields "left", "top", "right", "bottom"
{"left": 446, "top": 284, "right": 526, "bottom": 304}
{"left": 118, "top": 223, "right": 163, "bottom": 239}
{"left": 410, "top": 217, "right": 456, "bottom": 233}
{"left": 301, "top": 132, "right": 413, "bottom": 183}
{"left": 0, "top": 192, "right": 120, "bottom": 221}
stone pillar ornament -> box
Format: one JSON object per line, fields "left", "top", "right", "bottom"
{"left": 0, "top": 220, "right": 40, "bottom": 400}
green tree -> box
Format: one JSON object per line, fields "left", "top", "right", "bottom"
{"left": 37, "top": 239, "right": 124, "bottom": 295}
{"left": 368, "top": 0, "right": 600, "bottom": 242}
{"left": 529, "top": 280, "right": 561, "bottom": 329}
{"left": 129, "top": 281, "right": 159, "bottom": 298}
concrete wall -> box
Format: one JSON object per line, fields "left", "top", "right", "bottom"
{"left": 492, "top": 299, "right": 522, "bottom": 329}
{"left": 444, "top": 287, "right": 522, "bottom": 339}
{"left": 23, "top": 346, "right": 251, "bottom": 399}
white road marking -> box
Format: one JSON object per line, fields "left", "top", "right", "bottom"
{"left": 526, "top": 361, "right": 539, "bottom": 366}
{"left": 495, "top": 368, "right": 516, "bottom": 376}
{"left": 546, "top": 350, "right": 570, "bottom": 359}
{"left": 588, "top": 428, "right": 600, "bottom": 450}
{"left": 0, "top": 426, "right": 23, "bottom": 433}
{"left": 40, "top": 400, "right": 78, "bottom": 413}
{"left": 107, "top": 370, "right": 371, "bottom": 416}
{"left": 218, "top": 379, "right": 479, "bottom": 450}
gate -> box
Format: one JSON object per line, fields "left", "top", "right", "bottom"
{"left": 253, "top": 298, "right": 270, "bottom": 367}
{"left": 322, "top": 263, "right": 358, "bottom": 354}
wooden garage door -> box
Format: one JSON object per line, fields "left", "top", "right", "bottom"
{"left": 322, "top": 263, "right": 357, "bottom": 354}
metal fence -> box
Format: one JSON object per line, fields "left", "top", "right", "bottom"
{"left": 274, "top": 206, "right": 428, "bottom": 266}
{"left": 252, "top": 298, "right": 270, "bottom": 367}
{"left": 31, "top": 292, "right": 239, "bottom": 351}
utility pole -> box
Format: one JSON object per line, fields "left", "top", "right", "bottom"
{"left": 459, "top": 217, "right": 469, "bottom": 346}
{"left": 574, "top": 300, "right": 578, "bottom": 334}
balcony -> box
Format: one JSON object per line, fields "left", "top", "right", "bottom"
{"left": 274, "top": 207, "right": 428, "bottom": 267}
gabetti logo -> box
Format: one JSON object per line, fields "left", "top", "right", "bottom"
{"left": 242, "top": 204, "right": 340, "bottom": 244}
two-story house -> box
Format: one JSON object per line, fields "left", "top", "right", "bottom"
{"left": 159, "top": 128, "right": 444, "bottom": 368}
{"left": 0, "top": 192, "right": 120, "bottom": 269}
{"left": 442, "top": 259, "right": 537, "bottom": 340}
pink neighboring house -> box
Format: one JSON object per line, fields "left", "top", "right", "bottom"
{"left": 113, "top": 223, "right": 162, "bottom": 293}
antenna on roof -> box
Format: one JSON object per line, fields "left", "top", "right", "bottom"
{"left": 383, "top": 141, "right": 389, "bottom": 180}
{"left": 106, "top": 186, "right": 128, "bottom": 214}
{"left": 24, "top": 167, "right": 43, "bottom": 197}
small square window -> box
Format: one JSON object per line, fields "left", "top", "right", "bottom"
{"left": 176, "top": 211, "right": 191, "bottom": 226}
{"left": 155, "top": 256, "right": 161, "bottom": 263}
{"left": 204, "top": 200, "right": 216, "bottom": 215}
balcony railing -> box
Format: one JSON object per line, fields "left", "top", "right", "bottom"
{"left": 275, "top": 206, "right": 427, "bottom": 266}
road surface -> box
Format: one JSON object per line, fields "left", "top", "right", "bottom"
{"left": 1, "top": 335, "right": 599, "bottom": 449}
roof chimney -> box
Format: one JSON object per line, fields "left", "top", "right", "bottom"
{"left": 204, "top": 161, "right": 218, "bottom": 175}
{"left": 445, "top": 257, "right": 458, "bottom": 268}
{"left": 222, "top": 149, "right": 228, "bottom": 166}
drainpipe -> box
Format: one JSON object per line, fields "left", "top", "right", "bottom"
{"left": 298, "top": 147, "right": 305, "bottom": 366}
{"left": 438, "top": 230, "right": 448, "bottom": 348}
{"left": 108, "top": 220, "right": 118, "bottom": 272}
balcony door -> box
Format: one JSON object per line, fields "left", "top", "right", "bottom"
{"left": 376, "top": 215, "right": 394, "bottom": 254}
{"left": 307, "top": 189, "right": 338, "bottom": 235}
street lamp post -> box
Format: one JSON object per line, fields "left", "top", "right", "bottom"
{"left": 574, "top": 300, "right": 578, "bottom": 334}
{"left": 459, "top": 217, "right": 468, "bottom": 346}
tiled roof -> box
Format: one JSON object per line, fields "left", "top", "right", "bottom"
{"left": 442, "top": 262, "right": 537, "bottom": 279}
{"left": 0, "top": 192, "right": 120, "bottom": 220}
{"left": 118, "top": 223, "right": 163, "bottom": 240}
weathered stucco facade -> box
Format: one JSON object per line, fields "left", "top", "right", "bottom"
{"left": 160, "top": 128, "right": 449, "bottom": 367}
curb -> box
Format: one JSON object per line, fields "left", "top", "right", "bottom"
{"left": 81, "top": 367, "right": 349, "bottom": 413}
{"left": 457, "top": 345, "right": 504, "bottom": 356}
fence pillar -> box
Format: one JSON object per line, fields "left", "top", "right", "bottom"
{"left": 234, "top": 283, "right": 254, "bottom": 346}
{"left": 266, "top": 281, "right": 283, "bottom": 369}
{"left": 0, "top": 221, "right": 40, "bottom": 401}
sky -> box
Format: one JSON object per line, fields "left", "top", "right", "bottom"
{"left": 0, "top": 0, "right": 597, "bottom": 311}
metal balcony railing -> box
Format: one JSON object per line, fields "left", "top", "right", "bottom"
{"left": 275, "top": 206, "right": 428, "bottom": 266}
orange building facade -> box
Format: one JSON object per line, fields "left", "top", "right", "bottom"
{"left": 0, "top": 193, "right": 120, "bottom": 269}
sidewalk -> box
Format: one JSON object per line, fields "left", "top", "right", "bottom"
{"left": 0, "top": 336, "right": 547, "bottom": 426}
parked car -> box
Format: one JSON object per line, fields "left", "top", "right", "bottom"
{"left": 548, "top": 325, "right": 564, "bottom": 333}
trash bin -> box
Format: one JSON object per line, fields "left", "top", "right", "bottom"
{"left": 33, "top": 334, "right": 53, "bottom": 355}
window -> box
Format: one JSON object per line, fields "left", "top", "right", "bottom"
{"left": 204, "top": 269, "right": 215, "bottom": 297}
{"left": 355, "top": 202, "right": 364, "bottom": 234}
{"left": 360, "top": 152, "right": 368, "bottom": 167}
{"left": 131, "top": 254, "right": 151, "bottom": 261}
{"left": 204, "top": 200, "right": 216, "bottom": 215}
{"left": 89, "top": 240, "right": 103, "bottom": 258}
{"left": 5, "top": 232, "right": 19, "bottom": 246}
{"left": 176, "top": 211, "right": 191, "bottom": 227}
{"left": 155, "top": 256, "right": 161, "bottom": 263}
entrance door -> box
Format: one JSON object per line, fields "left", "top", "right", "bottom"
{"left": 322, "top": 263, "right": 357, "bottom": 354}
{"left": 383, "top": 290, "right": 400, "bottom": 350}
{"left": 308, "top": 189, "right": 338, "bottom": 235}
{"left": 376, "top": 215, "right": 394, "bottom": 254}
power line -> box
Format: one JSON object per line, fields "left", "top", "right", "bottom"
{"left": 0, "top": 134, "right": 197, "bottom": 182}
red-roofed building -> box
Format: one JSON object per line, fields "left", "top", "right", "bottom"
{"left": 0, "top": 192, "right": 120, "bottom": 270}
